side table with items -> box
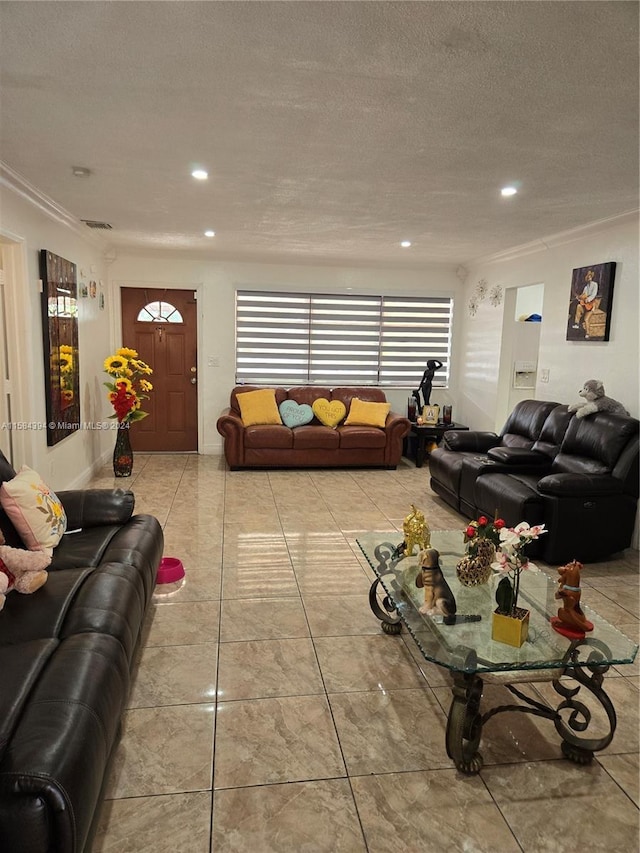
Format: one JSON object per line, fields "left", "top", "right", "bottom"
{"left": 406, "top": 422, "right": 469, "bottom": 468}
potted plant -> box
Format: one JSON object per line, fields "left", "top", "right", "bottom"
{"left": 456, "top": 514, "right": 505, "bottom": 586}
{"left": 490, "top": 522, "right": 547, "bottom": 647}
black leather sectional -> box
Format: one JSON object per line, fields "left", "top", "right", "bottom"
{"left": 429, "top": 400, "right": 639, "bottom": 564}
{"left": 0, "top": 451, "right": 163, "bottom": 853}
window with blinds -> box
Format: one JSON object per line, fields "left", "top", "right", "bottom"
{"left": 236, "top": 290, "right": 452, "bottom": 387}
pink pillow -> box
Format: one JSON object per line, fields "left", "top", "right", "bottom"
{"left": 0, "top": 466, "right": 67, "bottom": 554}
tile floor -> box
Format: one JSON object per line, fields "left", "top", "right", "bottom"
{"left": 92, "top": 454, "right": 639, "bottom": 852}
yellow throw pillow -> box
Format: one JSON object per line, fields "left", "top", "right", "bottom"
{"left": 344, "top": 398, "right": 391, "bottom": 428}
{"left": 312, "top": 398, "right": 347, "bottom": 429}
{"left": 0, "top": 465, "right": 67, "bottom": 554}
{"left": 237, "top": 388, "right": 282, "bottom": 427}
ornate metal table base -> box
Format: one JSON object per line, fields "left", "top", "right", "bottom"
{"left": 368, "top": 542, "right": 404, "bottom": 634}
{"left": 445, "top": 639, "right": 617, "bottom": 774}
{"left": 369, "top": 577, "right": 402, "bottom": 634}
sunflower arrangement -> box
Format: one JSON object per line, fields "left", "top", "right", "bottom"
{"left": 103, "top": 347, "right": 153, "bottom": 424}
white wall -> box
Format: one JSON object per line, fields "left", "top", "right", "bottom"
{"left": 0, "top": 187, "right": 113, "bottom": 488}
{"left": 454, "top": 215, "right": 639, "bottom": 432}
{"left": 108, "top": 255, "right": 462, "bottom": 452}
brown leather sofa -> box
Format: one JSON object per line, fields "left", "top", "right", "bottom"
{"left": 217, "top": 386, "right": 410, "bottom": 469}
{"left": 0, "top": 450, "right": 163, "bottom": 853}
{"left": 429, "top": 400, "right": 639, "bottom": 564}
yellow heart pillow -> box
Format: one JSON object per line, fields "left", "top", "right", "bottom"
{"left": 344, "top": 398, "right": 391, "bottom": 428}
{"left": 312, "top": 398, "right": 347, "bottom": 429}
{"left": 237, "top": 388, "right": 282, "bottom": 427}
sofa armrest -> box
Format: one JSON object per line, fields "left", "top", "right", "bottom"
{"left": 383, "top": 412, "right": 411, "bottom": 466}
{"left": 537, "top": 473, "right": 623, "bottom": 497}
{"left": 442, "top": 431, "right": 500, "bottom": 452}
{"left": 216, "top": 408, "right": 245, "bottom": 468}
{"left": 487, "top": 447, "right": 551, "bottom": 466}
{"left": 57, "top": 489, "right": 135, "bottom": 529}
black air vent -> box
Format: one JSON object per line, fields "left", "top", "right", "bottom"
{"left": 81, "top": 220, "right": 113, "bottom": 230}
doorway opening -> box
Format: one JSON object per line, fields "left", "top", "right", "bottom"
{"left": 496, "top": 284, "right": 544, "bottom": 429}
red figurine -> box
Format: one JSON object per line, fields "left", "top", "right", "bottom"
{"left": 551, "top": 559, "right": 594, "bottom": 639}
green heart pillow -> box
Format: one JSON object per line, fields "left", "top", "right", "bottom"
{"left": 279, "top": 400, "right": 314, "bottom": 428}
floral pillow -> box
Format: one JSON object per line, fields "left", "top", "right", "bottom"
{"left": 0, "top": 466, "right": 67, "bottom": 554}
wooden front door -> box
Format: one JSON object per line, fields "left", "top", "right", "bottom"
{"left": 121, "top": 287, "right": 198, "bottom": 452}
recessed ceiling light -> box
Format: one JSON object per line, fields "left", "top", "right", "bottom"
{"left": 204, "top": 230, "right": 215, "bottom": 237}
{"left": 72, "top": 166, "right": 91, "bottom": 177}
{"left": 501, "top": 186, "right": 517, "bottom": 197}
{"left": 192, "top": 169, "right": 208, "bottom": 180}
{"left": 400, "top": 240, "right": 412, "bottom": 248}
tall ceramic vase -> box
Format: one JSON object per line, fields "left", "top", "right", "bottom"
{"left": 113, "top": 423, "right": 133, "bottom": 477}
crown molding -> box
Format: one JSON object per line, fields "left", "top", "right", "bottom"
{"left": 467, "top": 209, "right": 640, "bottom": 267}
{"left": 0, "top": 161, "right": 107, "bottom": 249}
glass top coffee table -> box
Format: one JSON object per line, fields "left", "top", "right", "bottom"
{"left": 357, "top": 530, "right": 638, "bottom": 774}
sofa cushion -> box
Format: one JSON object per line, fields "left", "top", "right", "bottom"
{"left": 0, "top": 466, "right": 67, "bottom": 553}
{"left": 344, "top": 398, "right": 390, "bottom": 428}
{"left": 339, "top": 425, "right": 387, "bottom": 449}
{"left": 292, "top": 425, "right": 340, "bottom": 450}
{"left": 236, "top": 388, "right": 282, "bottom": 426}
{"left": 50, "top": 526, "right": 125, "bottom": 571}
{"left": 474, "top": 472, "right": 545, "bottom": 529}
{"left": 0, "top": 638, "right": 58, "bottom": 763}
{"left": 279, "top": 400, "right": 313, "bottom": 428}
{"left": 312, "top": 399, "right": 346, "bottom": 428}
{"left": 552, "top": 411, "right": 639, "bottom": 475}
{"left": 0, "top": 568, "right": 92, "bottom": 645}
{"left": 244, "top": 424, "right": 293, "bottom": 449}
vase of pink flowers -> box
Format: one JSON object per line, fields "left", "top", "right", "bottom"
{"left": 491, "top": 522, "right": 547, "bottom": 647}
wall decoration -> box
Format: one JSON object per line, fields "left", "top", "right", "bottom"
{"left": 489, "top": 284, "right": 503, "bottom": 306}
{"left": 468, "top": 279, "right": 502, "bottom": 316}
{"left": 89, "top": 280, "right": 97, "bottom": 298}
{"left": 566, "top": 262, "right": 616, "bottom": 342}
{"left": 39, "top": 250, "right": 80, "bottom": 446}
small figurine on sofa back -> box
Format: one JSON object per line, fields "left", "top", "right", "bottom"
{"left": 568, "top": 380, "right": 628, "bottom": 419}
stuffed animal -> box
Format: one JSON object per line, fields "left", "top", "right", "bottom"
{"left": 568, "top": 380, "right": 629, "bottom": 419}
{"left": 0, "top": 545, "right": 51, "bottom": 610}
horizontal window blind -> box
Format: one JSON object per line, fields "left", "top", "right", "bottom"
{"left": 236, "top": 290, "right": 451, "bottom": 387}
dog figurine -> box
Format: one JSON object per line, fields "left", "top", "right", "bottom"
{"left": 552, "top": 559, "right": 593, "bottom": 637}
{"left": 415, "top": 548, "right": 456, "bottom": 619}
{"left": 568, "top": 380, "right": 628, "bottom": 419}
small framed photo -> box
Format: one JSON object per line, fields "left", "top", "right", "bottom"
{"left": 422, "top": 405, "right": 440, "bottom": 425}
{"left": 566, "top": 262, "right": 616, "bottom": 341}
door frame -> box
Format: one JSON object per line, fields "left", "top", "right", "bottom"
{"left": 112, "top": 280, "right": 204, "bottom": 453}
{"left": 495, "top": 281, "right": 544, "bottom": 430}
{"left": 0, "top": 230, "right": 32, "bottom": 465}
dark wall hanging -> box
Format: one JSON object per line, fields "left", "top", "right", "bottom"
{"left": 39, "top": 249, "right": 80, "bottom": 445}
{"left": 566, "top": 261, "right": 616, "bottom": 342}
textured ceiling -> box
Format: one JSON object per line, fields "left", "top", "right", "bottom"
{"left": 0, "top": 1, "right": 638, "bottom": 266}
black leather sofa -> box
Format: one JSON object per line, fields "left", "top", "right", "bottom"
{"left": 429, "top": 400, "right": 639, "bottom": 564}
{"left": 0, "top": 451, "right": 163, "bottom": 853}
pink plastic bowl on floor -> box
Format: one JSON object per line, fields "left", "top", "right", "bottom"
{"left": 156, "top": 557, "right": 185, "bottom": 584}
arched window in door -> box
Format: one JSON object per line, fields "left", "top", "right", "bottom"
{"left": 137, "top": 300, "right": 184, "bottom": 323}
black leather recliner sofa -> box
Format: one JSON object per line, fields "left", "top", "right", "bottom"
{"left": 429, "top": 400, "right": 639, "bottom": 564}
{"left": 0, "top": 450, "right": 163, "bottom": 853}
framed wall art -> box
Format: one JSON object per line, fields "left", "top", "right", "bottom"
{"left": 39, "top": 250, "right": 80, "bottom": 445}
{"left": 566, "top": 261, "right": 616, "bottom": 342}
